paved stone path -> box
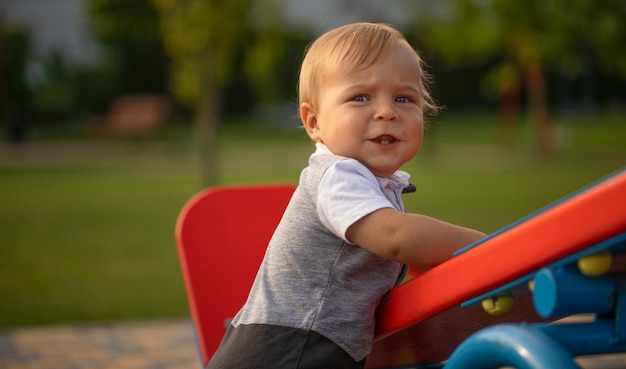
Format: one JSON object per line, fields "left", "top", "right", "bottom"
{"left": 0, "top": 319, "right": 200, "bottom": 369}
{"left": 0, "top": 319, "right": 625, "bottom": 369}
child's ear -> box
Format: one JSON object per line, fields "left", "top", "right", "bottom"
{"left": 300, "top": 102, "right": 321, "bottom": 141}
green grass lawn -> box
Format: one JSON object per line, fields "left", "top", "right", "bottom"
{"left": 0, "top": 167, "right": 200, "bottom": 326}
{"left": 0, "top": 111, "right": 624, "bottom": 328}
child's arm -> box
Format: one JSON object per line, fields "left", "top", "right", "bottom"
{"left": 346, "top": 208, "right": 487, "bottom": 268}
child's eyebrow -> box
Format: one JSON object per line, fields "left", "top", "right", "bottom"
{"left": 398, "top": 85, "right": 421, "bottom": 94}
{"left": 342, "top": 83, "right": 420, "bottom": 93}
{"left": 342, "top": 83, "right": 372, "bottom": 91}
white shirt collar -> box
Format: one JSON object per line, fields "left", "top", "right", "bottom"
{"left": 313, "top": 142, "right": 413, "bottom": 192}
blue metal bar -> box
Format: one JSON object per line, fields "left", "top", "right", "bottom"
{"left": 535, "top": 321, "right": 626, "bottom": 356}
{"left": 533, "top": 267, "right": 615, "bottom": 318}
{"left": 615, "top": 276, "right": 626, "bottom": 342}
{"left": 444, "top": 324, "right": 581, "bottom": 369}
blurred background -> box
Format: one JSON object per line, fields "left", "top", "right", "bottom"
{"left": 0, "top": 0, "right": 625, "bottom": 329}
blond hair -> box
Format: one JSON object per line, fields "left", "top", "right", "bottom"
{"left": 297, "top": 22, "right": 439, "bottom": 115}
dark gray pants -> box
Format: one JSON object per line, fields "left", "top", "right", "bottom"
{"left": 206, "top": 324, "right": 366, "bottom": 369}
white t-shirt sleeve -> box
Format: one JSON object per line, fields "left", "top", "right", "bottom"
{"left": 317, "top": 159, "right": 395, "bottom": 243}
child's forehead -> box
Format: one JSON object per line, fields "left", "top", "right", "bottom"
{"left": 327, "top": 40, "right": 420, "bottom": 75}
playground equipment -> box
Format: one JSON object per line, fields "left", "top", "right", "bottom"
{"left": 175, "top": 168, "right": 626, "bottom": 368}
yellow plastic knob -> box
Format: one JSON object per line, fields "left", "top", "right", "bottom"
{"left": 578, "top": 250, "right": 612, "bottom": 277}
{"left": 481, "top": 295, "right": 513, "bottom": 316}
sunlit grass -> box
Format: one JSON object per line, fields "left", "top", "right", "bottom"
{"left": 0, "top": 168, "right": 199, "bottom": 326}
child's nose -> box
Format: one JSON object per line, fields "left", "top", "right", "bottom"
{"left": 374, "top": 101, "right": 399, "bottom": 121}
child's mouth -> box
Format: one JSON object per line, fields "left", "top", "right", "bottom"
{"left": 373, "top": 135, "right": 397, "bottom": 145}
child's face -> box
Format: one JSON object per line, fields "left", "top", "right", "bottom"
{"left": 301, "top": 40, "right": 424, "bottom": 178}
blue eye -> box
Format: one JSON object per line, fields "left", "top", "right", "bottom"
{"left": 353, "top": 95, "right": 368, "bottom": 102}
{"left": 396, "top": 96, "right": 411, "bottom": 103}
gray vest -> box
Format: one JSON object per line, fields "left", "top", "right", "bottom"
{"left": 232, "top": 152, "right": 407, "bottom": 361}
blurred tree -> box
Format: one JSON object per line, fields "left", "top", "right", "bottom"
{"left": 88, "top": 0, "right": 168, "bottom": 95}
{"left": 151, "top": 0, "right": 285, "bottom": 186}
{"left": 222, "top": 3, "right": 309, "bottom": 120}
{"left": 29, "top": 51, "right": 116, "bottom": 125}
{"left": 0, "top": 25, "right": 31, "bottom": 143}
{"left": 412, "top": 0, "right": 626, "bottom": 157}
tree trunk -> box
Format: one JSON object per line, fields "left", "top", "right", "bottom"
{"left": 496, "top": 64, "right": 521, "bottom": 148}
{"left": 195, "top": 84, "right": 220, "bottom": 187}
{"left": 523, "top": 56, "right": 555, "bottom": 158}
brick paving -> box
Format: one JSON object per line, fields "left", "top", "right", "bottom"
{"left": 0, "top": 319, "right": 624, "bottom": 369}
{"left": 0, "top": 319, "right": 200, "bottom": 369}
